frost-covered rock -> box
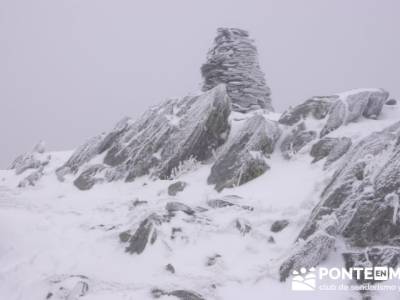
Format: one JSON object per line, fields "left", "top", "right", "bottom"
{"left": 152, "top": 288, "right": 205, "bottom": 300}
{"left": 60, "top": 85, "right": 231, "bottom": 189}
{"left": 104, "top": 84, "right": 231, "bottom": 181}
{"left": 168, "top": 181, "right": 187, "bottom": 196}
{"left": 73, "top": 164, "right": 106, "bottom": 191}
{"left": 279, "top": 96, "right": 336, "bottom": 126}
{"left": 125, "top": 214, "right": 162, "bottom": 255}
{"left": 18, "top": 167, "right": 44, "bottom": 188}
{"left": 280, "top": 126, "right": 317, "bottom": 159}
{"left": 310, "top": 137, "right": 352, "bottom": 165}
{"left": 320, "top": 89, "right": 389, "bottom": 137}
{"left": 10, "top": 141, "right": 50, "bottom": 175}
{"left": 56, "top": 134, "right": 106, "bottom": 178}
{"left": 208, "top": 115, "right": 281, "bottom": 191}
{"left": 279, "top": 89, "right": 389, "bottom": 138}
{"left": 165, "top": 201, "right": 195, "bottom": 216}
{"left": 201, "top": 28, "right": 273, "bottom": 112}
{"left": 280, "top": 121, "right": 400, "bottom": 281}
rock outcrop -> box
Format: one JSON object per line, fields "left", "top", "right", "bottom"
{"left": 201, "top": 27, "right": 273, "bottom": 112}
{"left": 62, "top": 85, "right": 231, "bottom": 189}
{"left": 208, "top": 115, "right": 281, "bottom": 191}
{"left": 279, "top": 89, "right": 389, "bottom": 138}
{"left": 10, "top": 141, "right": 50, "bottom": 175}
{"left": 280, "top": 121, "right": 400, "bottom": 282}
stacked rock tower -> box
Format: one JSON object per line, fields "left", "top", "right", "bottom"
{"left": 201, "top": 27, "right": 274, "bottom": 112}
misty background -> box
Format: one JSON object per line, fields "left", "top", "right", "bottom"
{"left": 1, "top": 0, "right": 399, "bottom": 168}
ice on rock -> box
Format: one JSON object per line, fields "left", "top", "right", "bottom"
{"left": 61, "top": 85, "right": 231, "bottom": 189}
{"left": 208, "top": 115, "right": 281, "bottom": 191}
{"left": 201, "top": 28, "right": 273, "bottom": 112}
{"left": 280, "top": 121, "right": 400, "bottom": 282}
{"left": 279, "top": 88, "right": 389, "bottom": 138}
{"left": 10, "top": 141, "right": 51, "bottom": 175}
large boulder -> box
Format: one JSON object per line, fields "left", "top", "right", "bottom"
{"left": 208, "top": 115, "right": 281, "bottom": 191}
{"left": 104, "top": 84, "right": 231, "bottom": 181}
{"left": 125, "top": 214, "right": 162, "bottom": 255}
{"left": 62, "top": 85, "right": 231, "bottom": 189}
{"left": 279, "top": 121, "right": 400, "bottom": 281}
{"left": 279, "top": 89, "right": 389, "bottom": 138}
{"left": 201, "top": 28, "right": 273, "bottom": 112}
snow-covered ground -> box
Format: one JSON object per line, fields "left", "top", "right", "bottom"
{"left": 1, "top": 103, "right": 400, "bottom": 300}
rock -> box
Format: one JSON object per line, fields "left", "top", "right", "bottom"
{"left": 119, "top": 230, "right": 132, "bottom": 243}
{"left": 280, "top": 121, "right": 400, "bottom": 281}
{"left": 321, "top": 89, "right": 389, "bottom": 137}
{"left": 105, "top": 84, "right": 231, "bottom": 181}
{"left": 270, "top": 220, "right": 289, "bottom": 232}
{"left": 208, "top": 115, "right": 281, "bottom": 191}
{"left": 131, "top": 199, "right": 148, "bottom": 208}
{"left": 310, "top": 137, "right": 352, "bottom": 165}
{"left": 18, "top": 167, "right": 44, "bottom": 188}
{"left": 165, "top": 201, "right": 195, "bottom": 216}
{"left": 73, "top": 164, "right": 105, "bottom": 191}
{"left": 280, "top": 89, "right": 389, "bottom": 137}
{"left": 280, "top": 126, "right": 317, "bottom": 159}
{"left": 235, "top": 219, "right": 251, "bottom": 235}
{"left": 207, "top": 199, "right": 235, "bottom": 208}
{"left": 57, "top": 134, "right": 105, "bottom": 176}
{"left": 126, "top": 214, "right": 161, "bottom": 255}
{"left": 279, "top": 96, "right": 337, "bottom": 126}
{"left": 10, "top": 142, "right": 51, "bottom": 175}
{"left": 280, "top": 233, "right": 336, "bottom": 281}
{"left": 343, "top": 247, "right": 400, "bottom": 284}
{"left": 165, "top": 263, "right": 175, "bottom": 274}
{"left": 201, "top": 27, "right": 273, "bottom": 112}
{"left": 168, "top": 181, "right": 187, "bottom": 196}
{"left": 206, "top": 254, "right": 221, "bottom": 266}
{"left": 386, "top": 98, "right": 397, "bottom": 105}
{"left": 151, "top": 289, "right": 205, "bottom": 300}
{"left": 45, "top": 275, "right": 89, "bottom": 300}
{"left": 268, "top": 236, "right": 275, "bottom": 243}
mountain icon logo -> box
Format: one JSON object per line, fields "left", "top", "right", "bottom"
{"left": 291, "top": 267, "right": 316, "bottom": 291}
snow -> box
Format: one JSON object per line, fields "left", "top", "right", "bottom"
{"left": 1, "top": 104, "right": 400, "bottom": 299}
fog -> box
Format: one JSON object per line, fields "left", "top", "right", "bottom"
{"left": 1, "top": 0, "right": 399, "bottom": 167}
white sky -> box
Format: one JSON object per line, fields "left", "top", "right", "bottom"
{"left": 1, "top": 0, "right": 399, "bottom": 167}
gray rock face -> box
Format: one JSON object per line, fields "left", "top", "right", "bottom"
{"left": 168, "top": 181, "right": 187, "bottom": 196}
{"left": 279, "top": 89, "right": 389, "bottom": 138}
{"left": 280, "top": 121, "right": 400, "bottom": 281}
{"left": 320, "top": 89, "right": 389, "bottom": 137}
{"left": 279, "top": 96, "right": 337, "bottom": 126}
{"left": 109, "top": 84, "right": 230, "bottom": 181}
{"left": 73, "top": 164, "right": 105, "bottom": 191}
{"left": 201, "top": 27, "right": 273, "bottom": 112}
{"left": 208, "top": 115, "right": 281, "bottom": 191}
{"left": 310, "top": 137, "right": 352, "bottom": 165}
{"left": 270, "top": 220, "right": 289, "bottom": 232}
{"left": 60, "top": 85, "right": 231, "bottom": 189}
{"left": 126, "top": 214, "right": 161, "bottom": 255}
{"left": 280, "top": 126, "right": 317, "bottom": 159}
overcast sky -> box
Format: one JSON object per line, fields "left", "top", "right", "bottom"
{"left": 1, "top": 0, "right": 399, "bottom": 168}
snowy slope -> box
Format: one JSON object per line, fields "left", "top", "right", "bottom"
{"left": 1, "top": 100, "right": 400, "bottom": 300}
